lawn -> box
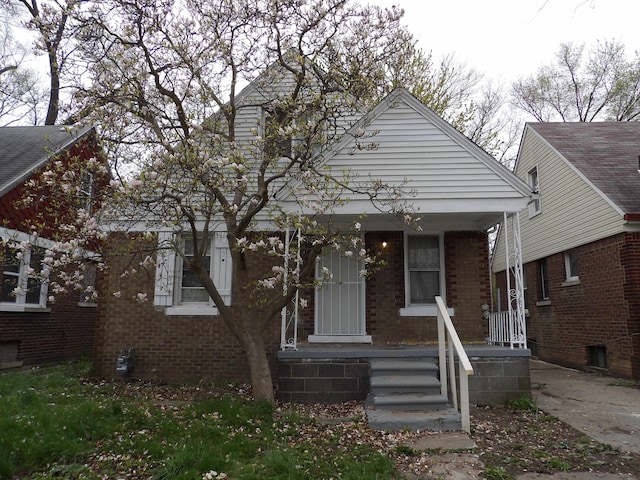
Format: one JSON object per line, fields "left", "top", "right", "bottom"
{"left": 0, "top": 363, "right": 398, "bottom": 480}
{"left": 4, "top": 363, "right": 639, "bottom": 480}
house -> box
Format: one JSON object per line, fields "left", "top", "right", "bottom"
{"left": 0, "top": 125, "right": 107, "bottom": 369}
{"left": 93, "top": 81, "right": 536, "bottom": 424}
{"left": 492, "top": 122, "right": 640, "bottom": 379}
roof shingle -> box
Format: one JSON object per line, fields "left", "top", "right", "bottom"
{"left": 528, "top": 122, "right": 640, "bottom": 215}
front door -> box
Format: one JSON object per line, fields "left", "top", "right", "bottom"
{"left": 311, "top": 247, "right": 370, "bottom": 342}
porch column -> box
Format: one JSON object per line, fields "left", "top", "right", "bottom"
{"left": 280, "top": 224, "right": 300, "bottom": 350}
{"left": 503, "top": 211, "right": 527, "bottom": 348}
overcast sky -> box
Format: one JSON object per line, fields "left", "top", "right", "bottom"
{"left": 372, "top": 0, "right": 640, "bottom": 84}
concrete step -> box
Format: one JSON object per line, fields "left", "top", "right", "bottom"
{"left": 366, "top": 406, "right": 462, "bottom": 431}
{"left": 370, "top": 374, "right": 441, "bottom": 395}
{"left": 372, "top": 392, "right": 449, "bottom": 411}
{"left": 369, "top": 358, "right": 438, "bottom": 377}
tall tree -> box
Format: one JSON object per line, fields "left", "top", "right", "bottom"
{"left": 1, "top": 0, "right": 81, "bottom": 124}
{"left": 44, "top": 0, "right": 424, "bottom": 402}
{"left": 511, "top": 40, "right": 640, "bottom": 122}
{"left": 0, "top": 9, "right": 46, "bottom": 124}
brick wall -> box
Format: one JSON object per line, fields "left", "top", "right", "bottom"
{"left": 95, "top": 229, "right": 493, "bottom": 384}
{"left": 0, "top": 291, "right": 96, "bottom": 367}
{"left": 93, "top": 235, "right": 281, "bottom": 384}
{"left": 495, "top": 233, "right": 640, "bottom": 379}
{"left": 366, "top": 231, "right": 490, "bottom": 343}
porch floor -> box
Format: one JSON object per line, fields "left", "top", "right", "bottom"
{"left": 277, "top": 343, "right": 531, "bottom": 360}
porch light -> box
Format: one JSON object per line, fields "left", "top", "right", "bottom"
{"left": 381, "top": 241, "right": 388, "bottom": 249}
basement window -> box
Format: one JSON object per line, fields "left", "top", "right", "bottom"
{"left": 588, "top": 345, "right": 607, "bottom": 369}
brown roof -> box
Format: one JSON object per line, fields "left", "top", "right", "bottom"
{"left": 528, "top": 122, "right": 640, "bottom": 216}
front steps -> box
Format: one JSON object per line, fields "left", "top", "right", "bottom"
{"left": 366, "top": 358, "right": 462, "bottom": 431}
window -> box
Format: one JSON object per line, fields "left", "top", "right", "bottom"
{"left": 78, "top": 261, "right": 98, "bottom": 306}
{"left": 154, "top": 231, "right": 232, "bottom": 315}
{"left": 564, "top": 251, "right": 579, "bottom": 281}
{"left": 527, "top": 166, "right": 541, "bottom": 217}
{"left": 177, "top": 236, "right": 212, "bottom": 305}
{"left": 1, "top": 244, "right": 47, "bottom": 308}
{"left": 588, "top": 345, "right": 607, "bottom": 369}
{"left": 78, "top": 172, "right": 94, "bottom": 213}
{"left": 407, "top": 235, "right": 440, "bottom": 304}
{"left": 538, "top": 258, "right": 549, "bottom": 301}
{"left": 264, "top": 107, "right": 292, "bottom": 158}
{"left": 263, "top": 106, "right": 324, "bottom": 159}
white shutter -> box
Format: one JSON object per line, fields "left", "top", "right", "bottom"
{"left": 154, "top": 231, "right": 176, "bottom": 307}
{"left": 213, "top": 232, "right": 232, "bottom": 305}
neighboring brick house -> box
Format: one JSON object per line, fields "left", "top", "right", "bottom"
{"left": 94, "top": 86, "right": 533, "bottom": 388}
{"left": 493, "top": 123, "right": 640, "bottom": 379}
{"left": 0, "top": 125, "right": 107, "bottom": 368}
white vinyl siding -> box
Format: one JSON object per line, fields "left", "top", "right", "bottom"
{"left": 327, "top": 102, "right": 525, "bottom": 203}
{"left": 493, "top": 128, "right": 624, "bottom": 272}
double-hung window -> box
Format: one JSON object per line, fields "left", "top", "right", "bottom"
{"left": 407, "top": 235, "right": 441, "bottom": 305}
{"left": 564, "top": 250, "right": 579, "bottom": 283}
{"left": 177, "top": 236, "right": 212, "bottom": 305}
{"left": 1, "top": 244, "right": 47, "bottom": 309}
{"left": 263, "top": 106, "right": 324, "bottom": 159}
{"left": 155, "top": 231, "right": 232, "bottom": 315}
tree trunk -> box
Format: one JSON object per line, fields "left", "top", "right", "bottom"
{"left": 240, "top": 329, "right": 275, "bottom": 403}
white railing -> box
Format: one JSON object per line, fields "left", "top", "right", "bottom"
{"left": 488, "top": 310, "right": 526, "bottom": 349}
{"left": 435, "top": 296, "right": 474, "bottom": 433}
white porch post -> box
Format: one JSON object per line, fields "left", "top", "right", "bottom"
{"left": 503, "top": 211, "right": 527, "bottom": 349}
{"left": 280, "top": 225, "right": 300, "bottom": 350}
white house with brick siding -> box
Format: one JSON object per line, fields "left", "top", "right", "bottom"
{"left": 492, "top": 122, "right": 640, "bottom": 379}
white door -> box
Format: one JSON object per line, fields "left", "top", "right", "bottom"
{"left": 312, "top": 248, "right": 368, "bottom": 341}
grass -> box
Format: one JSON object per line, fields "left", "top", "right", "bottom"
{"left": 505, "top": 395, "right": 537, "bottom": 411}
{"left": 0, "top": 363, "right": 397, "bottom": 480}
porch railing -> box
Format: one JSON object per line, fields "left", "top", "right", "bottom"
{"left": 487, "top": 310, "right": 526, "bottom": 349}
{"left": 435, "top": 296, "right": 474, "bottom": 433}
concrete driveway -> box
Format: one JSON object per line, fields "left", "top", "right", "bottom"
{"left": 530, "top": 359, "right": 640, "bottom": 455}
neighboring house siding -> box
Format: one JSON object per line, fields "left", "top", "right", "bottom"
{"left": 0, "top": 288, "right": 96, "bottom": 366}
{"left": 493, "top": 130, "right": 623, "bottom": 272}
{"left": 496, "top": 233, "right": 639, "bottom": 378}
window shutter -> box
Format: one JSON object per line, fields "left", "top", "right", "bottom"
{"left": 213, "top": 232, "right": 232, "bottom": 305}
{"left": 154, "top": 231, "right": 176, "bottom": 306}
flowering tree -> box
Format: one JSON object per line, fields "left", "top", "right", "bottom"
{"left": 14, "top": 0, "right": 430, "bottom": 402}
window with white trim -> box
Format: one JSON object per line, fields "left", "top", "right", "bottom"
{"left": 0, "top": 244, "right": 47, "bottom": 307}
{"left": 177, "top": 236, "right": 212, "bottom": 305}
{"left": 564, "top": 250, "right": 579, "bottom": 281}
{"left": 154, "top": 231, "right": 232, "bottom": 315}
{"left": 527, "top": 166, "right": 541, "bottom": 217}
{"left": 407, "top": 235, "right": 441, "bottom": 305}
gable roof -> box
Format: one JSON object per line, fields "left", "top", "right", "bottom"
{"left": 0, "top": 125, "right": 94, "bottom": 197}
{"left": 527, "top": 122, "right": 640, "bottom": 216}
{"left": 308, "top": 88, "right": 532, "bottom": 209}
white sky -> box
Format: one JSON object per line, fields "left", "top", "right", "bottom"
{"left": 372, "top": 0, "right": 640, "bottom": 84}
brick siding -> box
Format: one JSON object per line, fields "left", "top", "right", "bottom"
{"left": 495, "top": 233, "right": 640, "bottom": 379}
{"left": 95, "top": 229, "right": 491, "bottom": 383}
{"left": 0, "top": 291, "right": 96, "bottom": 366}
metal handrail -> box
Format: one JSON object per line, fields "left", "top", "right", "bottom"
{"left": 435, "top": 296, "right": 474, "bottom": 433}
